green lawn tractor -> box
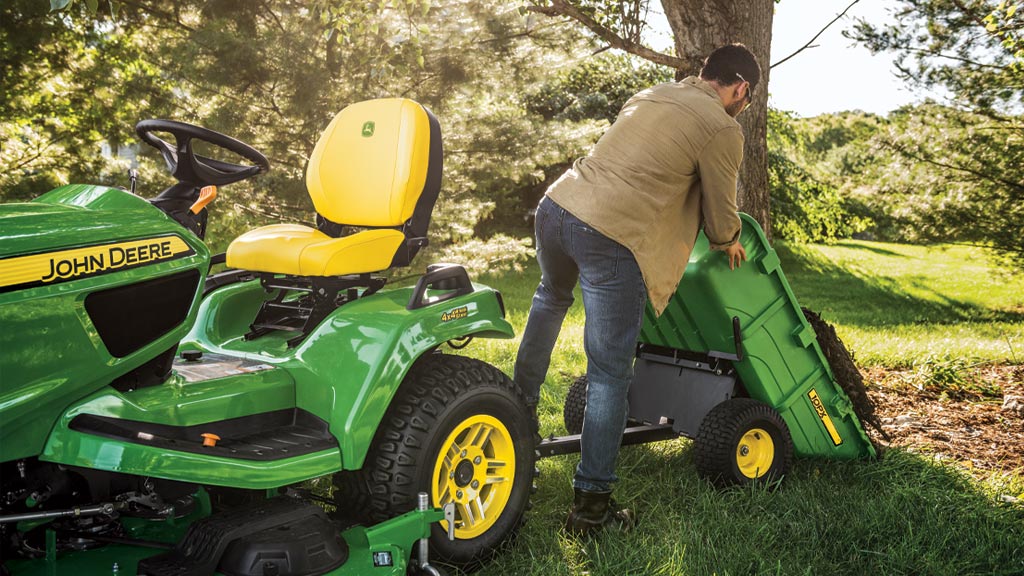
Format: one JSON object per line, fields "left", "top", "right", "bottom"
{"left": 0, "top": 98, "right": 537, "bottom": 575}
{"left": 542, "top": 214, "right": 883, "bottom": 486}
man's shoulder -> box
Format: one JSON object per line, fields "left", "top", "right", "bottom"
{"left": 641, "top": 81, "right": 736, "bottom": 126}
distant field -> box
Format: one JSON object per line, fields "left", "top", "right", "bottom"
{"left": 777, "top": 240, "right": 1024, "bottom": 367}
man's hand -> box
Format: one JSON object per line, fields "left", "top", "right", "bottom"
{"left": 724, "top": 242, "right": 746, "bottom": 270}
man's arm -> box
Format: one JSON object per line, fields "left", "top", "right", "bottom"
{"left": 697, "top": 126, "right": 744, "bottom": 253}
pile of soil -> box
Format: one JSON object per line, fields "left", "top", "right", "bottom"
{"left": 864, "top": 365, "right": 1024, "bottom": 473}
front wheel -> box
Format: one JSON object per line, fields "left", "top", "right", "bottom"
{"left": 694, "top": 398, "right": 794, "bottom": 488}
{"left": 334, "top": 353, "right": 535, "bottom": 567}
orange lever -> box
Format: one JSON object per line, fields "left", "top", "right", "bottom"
{"left": 190, "top": 186, "right": 218, "bottom": 214}
{"left": 201, "top": 433, "right": 221, "bottom": 447}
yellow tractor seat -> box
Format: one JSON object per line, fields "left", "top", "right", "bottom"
{"left": 226, "top": 98, "right": 442, "bottom": 276}
{"left": 226, "top": 224, "right": 405, "bottom": 277}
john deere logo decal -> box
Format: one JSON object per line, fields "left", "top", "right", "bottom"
{"left": 0, "top": 235, "right": 195, "bottom": 293}
{"left": 361, "top": 121, "right": 375, "bottom": 137}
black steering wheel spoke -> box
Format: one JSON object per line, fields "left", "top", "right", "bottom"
{"left": 136, "top": 119, "right": 270, "bottom": 188}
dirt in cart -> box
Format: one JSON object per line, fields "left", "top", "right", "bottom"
{"left": 803, "top": 308, "right": 888, "bottom": 447}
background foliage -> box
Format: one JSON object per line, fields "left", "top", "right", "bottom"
{"left": 2, "top": 0, "right": 1022, "bottom": 269}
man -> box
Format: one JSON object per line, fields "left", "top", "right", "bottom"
{"left": 514, "top": 43, "right": 758, "bottom": 535}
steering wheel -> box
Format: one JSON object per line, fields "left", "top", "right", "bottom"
{"left": 135, "top": 120, "right": 270, "bottom": 187}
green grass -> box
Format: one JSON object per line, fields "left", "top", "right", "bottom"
{"left": 776, "top": 240, "right": 1024, "bottom": 367}
{"left": 452, "top": 239, "right": 1024, "bottom": 576}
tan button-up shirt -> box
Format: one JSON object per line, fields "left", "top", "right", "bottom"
{"left": 546, "top": 76, "right": 744, "bottom": 316}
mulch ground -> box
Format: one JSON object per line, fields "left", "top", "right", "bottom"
{"left": 864, "top": 364, "right": 1024, "bottom": 474}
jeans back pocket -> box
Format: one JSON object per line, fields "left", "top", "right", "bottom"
{"left": 570, "top": 222, "right": 619, "bottom": 285}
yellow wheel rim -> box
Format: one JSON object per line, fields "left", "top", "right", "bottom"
{"left": 431, "top": 414, "right": 516, "bottom": 539}
{"left": 736, "top": 427, "right": 775, "bottom": 479}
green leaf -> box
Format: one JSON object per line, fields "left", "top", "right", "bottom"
{"left": 85, "top": 0, "right": 98, "bottom": 14}
{"left": 49, "top": 0, "right": 72, "bottom": 12}
{"left": 1008, "top": 4, "right": 1018, "bottom": 18}
{"left": 109, "top": 1, "right": 120, "bottom": 18}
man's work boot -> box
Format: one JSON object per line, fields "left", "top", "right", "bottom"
{"left": 564, "top": 488, "right": 636, "bottom": 536}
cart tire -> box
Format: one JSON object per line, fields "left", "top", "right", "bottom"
{"left": 563, "top": 375, "right": 588, "bottom": 435}
{"left": 694, "top": 398, "right": 793, "bottom": 488}
{"left": 333, "top": 353, "right": 535, "bottom": 567}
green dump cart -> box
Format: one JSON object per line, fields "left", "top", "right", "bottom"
{"left": 549, "top": 214, "right": 876, "bottom": 486}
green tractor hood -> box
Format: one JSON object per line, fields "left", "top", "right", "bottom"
{"left": 0, "top": 184, "right": 210, "bottom": 462}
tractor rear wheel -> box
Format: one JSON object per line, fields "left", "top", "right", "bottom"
{"left": 694, "top": 398, "right": 793, "bottom": 488}
{"left": 333, "top": 353, "right": 535, "bottom": 567}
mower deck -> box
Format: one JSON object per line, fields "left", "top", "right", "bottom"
{"left": 5, "top": 493, "right": 443, "bottom": 576}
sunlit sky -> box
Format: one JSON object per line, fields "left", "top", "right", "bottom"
{"left": 644, "top": 0, "right": 938, "bottom": 117}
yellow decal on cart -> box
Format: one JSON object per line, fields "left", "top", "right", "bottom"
{"left": 808, "top": 389, "right": 843, "bottom": 446}
{"left": 0, "top": 235, "right": 194, "bottom": 292}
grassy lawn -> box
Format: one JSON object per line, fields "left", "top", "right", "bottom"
{"left": 776, "top": 241, "right": 1024, "bottom": 367}
{"left": 457, "top": 239, "right": 1024, "bottom": 576}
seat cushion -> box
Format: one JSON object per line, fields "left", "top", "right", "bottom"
{"left": 226, "top": 224, "right": 405, "bottom": 276}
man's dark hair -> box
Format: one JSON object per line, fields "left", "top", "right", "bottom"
{"left": 699, "top": 43, "right": 761, "bottom": 95}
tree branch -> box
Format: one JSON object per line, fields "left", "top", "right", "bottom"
{"left": 894, "top": 45, "right": 1009, "bottom": 70}
{"left": 5, "top": 134, "right": 67, "bottom": 173}
{"left": 117, "top": 0, "right": 196, "bottom": 33}
{"left": 527, "top": 0, "right": 690, "bottom": 72}
{"left": 771, "top": 0, "right": 860, "bottom": 69}
{"left": 885, "top": 139, "right": 1024, "bottom": 194}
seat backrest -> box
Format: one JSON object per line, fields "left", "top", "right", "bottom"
{"left": 306, "top": 98, "right": 442, "bottom": 238}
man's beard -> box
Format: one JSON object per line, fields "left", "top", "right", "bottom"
{"left": 726, "top": 100, "right": 746, "bottom": 117}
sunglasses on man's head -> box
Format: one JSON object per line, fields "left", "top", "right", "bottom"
{"left": 735, "top": 72, "right": 753, "bottom": 104}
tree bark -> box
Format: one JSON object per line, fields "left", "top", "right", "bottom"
{"left": 661, "top": 0, "right": 774, "bottom": 239}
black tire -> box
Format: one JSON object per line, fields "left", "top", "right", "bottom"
{"left": 563, "top": 375, "right": 644, "bottom": 435}
{"left": 333, "top": 353, "right": 535, "bottom": 567}
{"left": 694, "top": 398, "right": 794, "bottom": 488}
{"left": 563, "top": 375, "right": 588, "bottom": 435}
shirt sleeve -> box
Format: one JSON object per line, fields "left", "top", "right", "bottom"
{"left": 697, "top": 126, "right": 744, "bottom": 250}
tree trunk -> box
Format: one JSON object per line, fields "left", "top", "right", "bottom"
{"left": 661, "top": 0, "right": 774, "bottom": 239}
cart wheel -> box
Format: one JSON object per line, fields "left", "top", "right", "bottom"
{"left": 694, "top": 398, "right": 793, "bottom": 488}
{"left": 563, "top": 375, "right": 588, "bottom": 435}
{"left": 334, "top": 353, "right": 535, "bottom": 567}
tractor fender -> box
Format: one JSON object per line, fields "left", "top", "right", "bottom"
{"left": 264, "top": 283, "right": 512, "bottom": 471}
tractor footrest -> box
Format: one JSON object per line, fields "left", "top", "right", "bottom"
{"left": 137, "top": 497, "right": 348, "bottom": 576}
{"left": 69, "top": 408, "right": 338, "bottom": 461}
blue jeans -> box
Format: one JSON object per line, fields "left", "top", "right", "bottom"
{"left": 514, "top": 196, "right": 648, "bottom": 493}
